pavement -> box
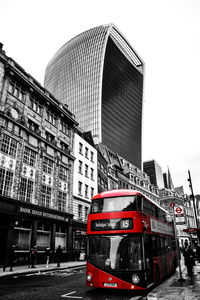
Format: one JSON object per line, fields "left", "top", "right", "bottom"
{"left": 147, "top": 260, "right": 200, "bottom": 300}
{"left": 0, "top": 260, "right": 86, "bottom": 278}
{"left": 1, "top": 259, "right": 200, "bottom": 299}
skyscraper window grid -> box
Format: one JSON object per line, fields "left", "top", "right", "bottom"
{"left": 45, "top": 24, "right": 144, "bottom": 168}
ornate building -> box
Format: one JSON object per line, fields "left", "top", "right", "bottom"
{"left": 96, "top": 143, "right": 159, "bottom": 202}
{"left": 159, "top": 188, "right": 195, "bottom": 248}
{"left": 0, "top": 43, "right": 78, "bottom": 265}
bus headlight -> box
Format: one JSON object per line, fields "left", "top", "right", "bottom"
{"left": 131, "top": 274, "right": 140, "bottom": 284}
{"left": 86, "top": 273, "right": 92, "bottom": 282}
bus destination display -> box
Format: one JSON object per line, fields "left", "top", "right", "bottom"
{"left": 91, "top": 218, "right": 133, "bottom": 231}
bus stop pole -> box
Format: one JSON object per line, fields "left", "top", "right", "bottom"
{"left": 188, "top": 170, "right": 200, "bottom": 246}
{"left": 171, "top": 204, "right": 185, "bottom": 281}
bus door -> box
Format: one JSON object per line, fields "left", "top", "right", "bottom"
{"left": 160, "top": 237, "right": 167, "bottom": 276}
{"left": 143, "top": 235, "right": 154, "bottom": 284}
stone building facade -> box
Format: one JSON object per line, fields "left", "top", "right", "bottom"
{"left": 159, "top": 188, "right": 196, "bottom": 249}
{"left": 0, "top": 44, "right": 78, "bottom": 265}
{"left": 72, "top": 131, "right": 97, "bottom": 259}
{"left": 96, "top": 143, "right": 159, "bottom": 202}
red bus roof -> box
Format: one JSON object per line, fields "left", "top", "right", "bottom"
{"left": 92, "top": 189, "right": 170, "bottom": 215}
{"left": 92, "top": 189, "right": 142, "bottom": 200}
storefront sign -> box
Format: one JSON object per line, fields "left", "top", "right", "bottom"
{"left": 18, "top": 206, "right": 69, "bottom": 222}
{"left": 91, "top": 218, "right": 133, "bottom": 231}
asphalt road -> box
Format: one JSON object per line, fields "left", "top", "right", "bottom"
{"left": 0, "top": 266, "right": 147, "bottom": 300}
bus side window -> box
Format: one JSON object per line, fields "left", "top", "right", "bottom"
{"left": 143, "top": 198, "right": 152, "bottom": 215}
{"left": 155, "top": 207, "right": 159, "bottom": 219}
{"left": 166, "top": 237, "right": 171, "bottom": 254}
{"left": 152, "top": 236, "right": 160, "bottom": 257}
{"left": 157, "top": 209, "right": 166, "bottom": 222}
{"left": 161, "top": 237, "right": 170, "bottom": 255}
{"left": 151, "top": 205, "right": 156, "bottom": 218}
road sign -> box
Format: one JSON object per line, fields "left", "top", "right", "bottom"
{"left": 175, "top": 207, "right": 183, "bottom": 214}
{"left": 170, "top": 202, "right": 175, "bottom": 208}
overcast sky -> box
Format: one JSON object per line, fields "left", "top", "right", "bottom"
{"left": 1, "top": 0, "right": 200, "bottom": 195}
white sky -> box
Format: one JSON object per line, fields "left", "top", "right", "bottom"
{"left": 1, "top": 0, "right": 200, "bottom": 195}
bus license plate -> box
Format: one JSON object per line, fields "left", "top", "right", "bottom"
{"left": 103, "top": 283, "right": 117, "bottom": 287}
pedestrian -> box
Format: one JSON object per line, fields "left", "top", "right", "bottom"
{"left": 196, "top": 245, "right": 200, "bottom": 263}
{"left": 3, "top": 245, "right": 16, "bottom": 272}
{"left": 30, "top": 246, "right": 37, "bottom": 268}
{"left": 45, "top": 247, "right": 51, "bottom": 267}
{"left": 183, "top": 245, "right": 195, "bottom": 277}
{"left": 28, "top": 248, "right": 33, "bottom": 268}
{"left": 56, "top": 245, "right": 62, "bottom": 267}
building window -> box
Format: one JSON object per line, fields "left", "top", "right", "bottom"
{"left": 91, "top": 187, "right": 94, "bottom": 199}
{"left": 0, "top": 133, "right": 18, "bottom": 157}
{"left": 85, "top": 207, "right": 89, "bottom": 220}
{"left": 91, "top": 168, "right": 94, "bottom": 180}
{"left": 55, "top": 225, "right": 66, "bottom": 251}
{"left": 28, "top": 119, "right": 40, "bottom": 134}
{"left": 43, "top": 157, "right": 53, "bottom": 174}
{"left": 60, "top": 141, "right": 69, "bottom": 153}
{"left": 14, "top": 221, "right": 31, "bottom": 251}
{"left": 8, "top": 79, "right": 25, "bottom": 102}
{"left": 36, "top": 222, "right": 50, "bottom": 251}
{"left": 85, "top": 147, "right": 88, "bottom": 158}
{"left": 45, "top": 131, "right": 56, "bottom": 144}
{"left": 57, "top": 191, "right": 67, "bottom": 211}
{"left": 78, "top": 181, "right": 82, "bottom": 196}
{"left": 85, "top": 184, "right": 88, "bottom": 198}
{"left": 19, "top": 177, "right": 33, "bottom": 203}
{"left": 78, "top": 160, "right": 83, "bottom": 174}
{"left": 104, "top": 167, "right": 107, "bottom": 176}
{"left": 30, "top": 96, "right": 43, "bottom": 115}
{"left": 0, "top": 168, "right": 14, "bottom": 196}
{"left": 59, "top": 165, "right": 68, "bottom": 181}
{"left": 91, "top": 151, "right": 94, "bottom": 162}
{"left": 79, "top": 142, "right": 83, "bottom": 154}
{"left": 78, "top": 205, "right": 82, "bottom": 220}
{"left": 46, "top": 108, "right": 58, "bottom": 127}
{"left": 41, "top": 185, "right": 51, "bottom": 207}
{"left": 60, "top": 121, "right": 69, "bottom": 136}
{"left": 23, "top": 147, "right": 37, "bottom": 167}
{"left": 85, "top": 164, "right": 88, "bottom": 177}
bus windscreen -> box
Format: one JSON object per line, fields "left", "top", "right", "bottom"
{"left": 90, "top": 196, "right": 142, "bottom": 213}
{"left": 87, "top": 235, "right": 142, "bottom": 271}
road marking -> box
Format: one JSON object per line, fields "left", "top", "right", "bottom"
{"left": 61, "top": 291, "right": 82, "bottom": 298}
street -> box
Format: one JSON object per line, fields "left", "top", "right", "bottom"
{"left": 0, "top": 266, "right": 147, "bottom": 300}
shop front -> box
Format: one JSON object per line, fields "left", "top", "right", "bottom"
{"left": 72, "top": 220, "right": 87, "bottom": 261}
{"left": 0, "top": 196, "right": 73, "bottom": 266}
{"left": 183, "top": 228, "right": 200, "bottom": 248}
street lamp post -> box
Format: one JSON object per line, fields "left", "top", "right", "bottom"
{"left": 188, "top": 170, "right": 200, "bottom": 246}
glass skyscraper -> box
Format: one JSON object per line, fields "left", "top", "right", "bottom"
{"left": 143, "top": 160, "right": 165, "bottom": 189}
{"left": 44, "top": 24, "right": 144, "bottom": 168}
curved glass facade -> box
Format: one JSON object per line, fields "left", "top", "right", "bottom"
{"left": 44, "top": 24, "right": 144, "bottom": 168}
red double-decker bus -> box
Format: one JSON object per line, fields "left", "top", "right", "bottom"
{"left": 86, "top": 189, "right": 178, "bottom": 290}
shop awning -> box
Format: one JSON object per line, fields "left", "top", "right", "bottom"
{"left": 183, "top": 228, "right": 200, "bottom": 233}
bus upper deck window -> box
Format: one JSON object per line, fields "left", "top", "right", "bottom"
{"left": 92, "top": 203, "right": 99, "bottom": 213}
